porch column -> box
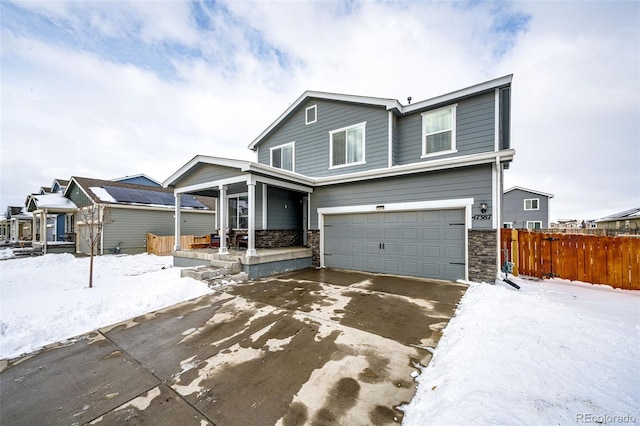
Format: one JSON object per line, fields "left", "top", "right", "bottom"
{"left": 218, "top": 185, "right": 228, "bottom": 254}
{"left": 174, "top": 193, "right": 181, "bottom": 250}
{"left": 246, "top": 182, "right": 257, "bottom": 257}
{"left": 42, "top": 209, "right": 48, "bottom": 254}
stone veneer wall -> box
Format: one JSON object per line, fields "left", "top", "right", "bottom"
{"left": 255, "top": 230, "right": 303, "bottom": 248}
{"left": 468, "top": 229, "right": 498, "bottom": 283}
{"left": 307, "top": 230, "right": 320, "bottom": 267}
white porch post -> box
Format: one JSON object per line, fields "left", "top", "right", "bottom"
{"left": 247, "top": 181, "right": 257, "bottom": 257}
{"left": 218, "top": 185, "right": 228, "bottom": 254}
{"left": 174, "top": 193, "right": 182, "bottom": 250}
{"left": 42, "top": 209, "right": 48, "bottom": 254}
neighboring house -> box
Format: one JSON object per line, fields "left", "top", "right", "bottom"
{"left": 596, "top": 207, "right": 640, "bottom": 233}
{"left": 0, "top": 207, "right": 32, "bottom": 242}
{"left": 26, "top": 192, "right": 78, "bottom": 251}
{"left": 111, "top": 174, "right": 162, "bottom": 187}
{"left": 65, "top": 176, "right": 217, "bottom": 255}
{"left": 165, "top": 75, "right": 515, "bottom": 283}
{"left": 551, "top": 219, "right": 580, "bottom": 230}
{"left": 503, "top": 186, "right": 553, "bottom": 230}
{"left": 581, "top": 219, "right": 597, "bottom": 229}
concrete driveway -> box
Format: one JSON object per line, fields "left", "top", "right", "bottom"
{"left": 0, "top": 268, "right": 467, "bottom": 425}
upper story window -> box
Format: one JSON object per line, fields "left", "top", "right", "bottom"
{"left": 329, "top": 122, "right": 366, "bottom": 169}
{"left": 305, "top": 105, "right": 317, "bottom": 125}
{"left": 524, "top": 198, "right": 539, "bottom": 210}
{"left": 422, "top": 105, "right": 457, "bottom": 157}
{"left": 270, "top": 142, "right": 295, "bottom": 172}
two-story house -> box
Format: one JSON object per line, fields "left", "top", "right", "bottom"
{"left": 503, "top": 186, "right": 553, "bottom": 230}
{"left": 165, "top": 75, "right": 514, "bottom": 283}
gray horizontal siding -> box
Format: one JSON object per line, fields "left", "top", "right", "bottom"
{"left": 310, "top": 165, "right": 493, "bottom": 230}
{"left": 101, "top": 208, "right": 216, "bottom": 254}
{"left": 174, "top": 164, "right": 244, "bottom": 188}
{"left": 503, "top": 190, "right": 550, "bottom": 228}
{"left": 257, "top": 99, "right": 389, "bottom": 177}
{"left": 397, "top": 92, "right": 495, "bottom": 165}
{"left": 266, "top": 186, "right": 303, "bottom": 230}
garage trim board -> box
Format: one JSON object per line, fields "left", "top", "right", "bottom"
{"left": 318, "top": 198, "right": 473, "bottom": 281}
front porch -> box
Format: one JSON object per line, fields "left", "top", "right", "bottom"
{"left": 173, "top": 246, "right": 313, "bottom": 280}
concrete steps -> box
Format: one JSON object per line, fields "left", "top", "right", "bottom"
{"left": 180, "top": 258, "right": 246, "bottom": 287}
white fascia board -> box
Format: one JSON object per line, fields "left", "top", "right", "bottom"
{"left": 65, "top": 177, "right": 98, "bottom": 206}
{"left": 108, "top": 204, "right": 215, "bottom": 214}
{"left": 174, "top": 175, "right": 248, "bottom": 194}
{"left": 163, "top": 155, "right": 251, "bottom": 188}
{"left": 248, "top": 91, "right": 400, "bottom": 150}
{"left": 401, "top": 75, "right": 513, "bottom": 114}
{"left": 318, "top": 198, "right": 474, "bottom": 215}
{"left": 314, "top": 149, "right": 515, "bottom": 186}
{"left": 244, "top": 163, "right": 315, "bottom": 186}
{"left": 504, "top": 186, "right": 554, "bottom": 198}
{"left": 249, "top": 174, "right": 313, "bottom": 194}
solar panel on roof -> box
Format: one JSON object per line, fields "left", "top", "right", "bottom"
{"left": 102, "top": 186, "right": 207, "bottom": 209}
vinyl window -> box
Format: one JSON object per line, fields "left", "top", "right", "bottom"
{"left": 305, "top": 105, "right": 317, "bottom": 125}
{"left": 270, "top": 142, "right": 295, "bottom": 172}
{"left": 422, "top": 105, "right": 457, "bottom": 157}
{"left": 524, "top": 199, "right": 539, "bottom": 210}
{"left": 526, "top": 221, "right": 542, "bottom": 230}
{"left": 330, "top": 122, "right": 366, "bottom": 168}
{"left": 229, "top": 195, "right": 248, "bottom": 229}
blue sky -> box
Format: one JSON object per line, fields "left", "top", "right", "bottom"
{"left": 1, "top": 0, "right": 639, "bottom": 221}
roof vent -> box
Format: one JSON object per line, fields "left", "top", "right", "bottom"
{"left": 407, "top": 96, "right": 412, "bottom": 104}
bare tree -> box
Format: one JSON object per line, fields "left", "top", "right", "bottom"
{"left": 77, "top": 203, "right": 112, "bottom": 288}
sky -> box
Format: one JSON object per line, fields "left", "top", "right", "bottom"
{"left": 1, "top": 0, "right": 638, "bottom": 222}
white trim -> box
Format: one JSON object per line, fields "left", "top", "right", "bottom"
{"left": 269, "top": 141, "right": 295, "bottom": 172}
{"left": 318, "top": 198, "right": 473, "bottom": 281}
{"left": 504, "top": 186, "right": 554, "bottom": 198}
{"left": 163, "top": 155, "right": 252, "bottom": 187}
{"left": 174, "top": 176, "right": 247, "bottom": 195}
{"left": 494, "top": 88, "right": 500, "bottom": 152}
{"left": 109, "top": 203, "right": 215, "bottom": 214}
{"left": 305, "top": 104, "right": 317, "bottom": 125}
{"left": 248, "top": 75, "right": 513, "bottom": 150}
{"left": 262, "top": 183, "right": 267, "bottom": 229}
{"left": 329, "top": 121, "right": 367, "bottom": 169}
{"left": 503, "top": 222, "right": 513, "bottom": 229}
{"left": 526, "top": 221, "right": 542, "bottom": 230}
{"left": 421, "top": 104, "right": 457, "bottom": 158}
{"left": 524, "top": 198, "right": 540, "bottom": 211}
{"left": 387, "top": 111, "right": 393, "bottom": 168}
{"left": 492, "top": 161, "right": 498, "bottom": 229}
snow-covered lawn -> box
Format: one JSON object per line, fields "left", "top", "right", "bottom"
{"left": 0, "top": 250, "right": 213, "bottom": 359}
{"left": 1, "top": 250, "right": 638, "bottom": 424}
{"left": 403, "top": 277, "right": 640, "bottom": 425}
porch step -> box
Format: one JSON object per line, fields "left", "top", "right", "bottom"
{"left": 210, "top": 259, "right": 242, "bottom": 274}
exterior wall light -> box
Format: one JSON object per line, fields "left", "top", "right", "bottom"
{"left": 480, "top": 202, "right": 488, "bottom": 214}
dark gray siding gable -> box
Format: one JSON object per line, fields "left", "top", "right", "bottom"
{"left": 310, "top": 165, "right": 493, "bottom": 229}
{"left": 503, "top": 189, "right": 550, "bottom": 229}
{"left": 257, "top": 99, "right": 389, "bottom": 177}
{"left": 397, "top": 92, "right": 495, "bottom": 165}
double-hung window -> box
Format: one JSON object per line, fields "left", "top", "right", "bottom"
{"left": 422, "top": 105, "right": 457, "bottom": 157}
{"left": 330, "top": 122, "right": 366, "bottom": 168}
{"left": 229, "top": 195, "right": 248, "bottom": 229}
{"left": 524, "top": 199, "right": 539, "bottom": 210}
{"left": 270, "top": 142, "right": 294, "bottom": 171}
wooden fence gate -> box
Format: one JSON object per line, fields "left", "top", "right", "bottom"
{"left": 500, "top": 229, "right": 640, "bottom": 290}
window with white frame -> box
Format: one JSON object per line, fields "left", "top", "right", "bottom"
{"left": 330, "top": 122, "right": 365, "bottom": 168}
{"left": 526, "top": 221, "right": 542, "bottom": 230}
{"left": 524, "top": 198, "right": 539, "bottom": 210}
{"left": 270, "top": 142, "right": 295, "bottom": 171}
{"left": 305, "top": 105, "right": 317, "bottom": 125}
{"left": 503, "top": 222, "right": 513, "bottom": 229}
{"left": 422, "top": 105, "right": 457, "bottom": 157}
{"left": 65, "top": 214, "right": 75, "bottom": 233}
{"left": 229, "top": 195, "right": 248, "bottom": 229}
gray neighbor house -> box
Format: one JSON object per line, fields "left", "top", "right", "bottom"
{"left": 165, "top": 75, "right": 515, "bottom": 283}
{"left": 503, "top": 186, "right": 554, "bottom": 229}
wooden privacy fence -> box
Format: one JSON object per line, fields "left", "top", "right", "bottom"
{"left": 147, "top": 233, "right": 195, "bottom": 256}
{"left": 501, "top": 229, "right": 640, "bottom": 290}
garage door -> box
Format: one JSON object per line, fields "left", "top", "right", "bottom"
{"left": 324, "top": 209, "right": 465, "bottom": 281}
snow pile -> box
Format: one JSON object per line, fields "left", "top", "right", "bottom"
{"left": 0, "top": 253, "right": 213, "bottom": 359}
{"left": 0, "top": 248, "right": 14, "bottom": 260}
{"left": 402, "top": 277, "right": 640, "bottom": 425}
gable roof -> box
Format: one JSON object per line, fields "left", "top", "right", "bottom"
{"left": 248, "top": 74, "right": 513, "bottom": 150}
{"left": 27, "top": 193, "right": 77, "bottom": 212}
{"left": 504, "top": 186, "right": 554, "bottom": 198}
{"left": 66, "top": 176, "right": 216, "bottom": 210}
{"left": 111, "top": 173, "right": 162, "bottom": 187}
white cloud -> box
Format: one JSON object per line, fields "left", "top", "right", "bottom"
{"left": 1, "top": 0, "right": 638, "bottom": 222}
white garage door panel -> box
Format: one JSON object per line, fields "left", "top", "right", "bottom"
{"left": 324, "top": 209, "right": 465, "bottom": 281}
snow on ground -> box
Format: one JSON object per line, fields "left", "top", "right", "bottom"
{"left": 1, "top": 250, "right": 639, "bottom": 424}
{"left": 402, "top": 276, "right": 640, "bottom": 425}
{"left": 0, "top": 252, "right": 213, "bottom": 360}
